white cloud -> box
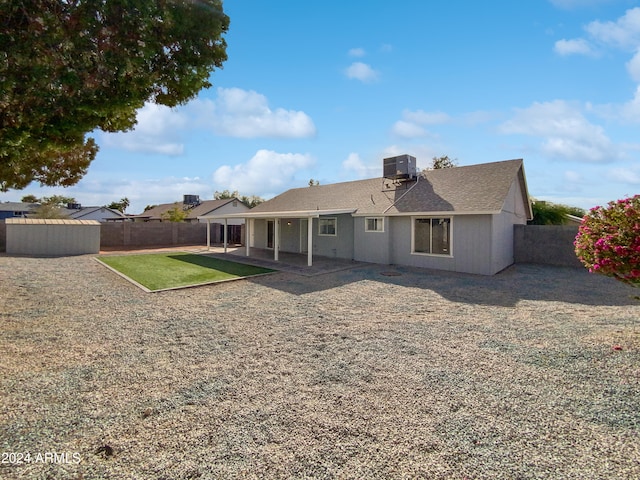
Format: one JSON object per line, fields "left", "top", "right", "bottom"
{"left": 499, "top": 100, "right": 617, "bottom": 162}
{"left": 564, "top": 170, "right": 585, "bottom": 183}
{"left": 619, "top": 85, "right": 640, "bottom": 120}
{"left": 392, "top": 121, "right": 428, "bottom": 138}
{"left": 554, "top": 38, "right": 595, "bottom": 56}
{"left": 391, "top": 109, "right": 450, "bottom": 138}
{"left": 11, "top": 176, "right": 213, "bottom": 215}
{"left": 607, "top": 166, "right": 640, "bottom": 184}
{"left": 403, "top": 110, "right": 451, "bottom": 125}
{"left": 348, "top": 48, "right": 366, "bottom": 57}
{"left": 585, "top": 7, "right": 640, "bottom": 49}
{"left": 345, "top": 62, "right": 379, "bottom": 82}
{"left": 194, "top": 88, "right": 316, "bottom": 138}
{"left": 626, "top": 49, "right": 640, "bottom": 81}
{"left": 341, "top": 153, "right": 378, "bottom": 179}
{"left": 100, "top": 103, "right": 187, "bottom": 155}
{"left": 212, "top": 150, "right": 315, "bottom": 197}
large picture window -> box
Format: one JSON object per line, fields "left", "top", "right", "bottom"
{"left": 413, "top": 217, "right": 451, "bottom": 255}
{"left": 318, "top": 217, "right": 337, "bottom": 236}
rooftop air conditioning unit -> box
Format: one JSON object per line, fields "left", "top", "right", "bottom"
{"left": 183, "top": 194, "right": 200, "bottom": 207}
{"left": 383, "top": 154, "right": 417, "bottom": 181}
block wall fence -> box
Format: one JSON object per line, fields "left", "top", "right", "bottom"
{"left": 1, "top": 220, "right": 583, "bottom": 270}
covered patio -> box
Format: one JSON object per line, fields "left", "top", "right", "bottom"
{"left": 202, "top": 246, "right": 363, "bottom": 276}
{"left": 198, "top": 209, "right": 355, "bottom": 267}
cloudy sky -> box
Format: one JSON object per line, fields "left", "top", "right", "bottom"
{"left": 2, "top": 0, "right": 640, "bottom": 213}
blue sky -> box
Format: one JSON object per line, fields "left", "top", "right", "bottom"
{"left": 3, "top": 0, "right": 640, "bottom": 214}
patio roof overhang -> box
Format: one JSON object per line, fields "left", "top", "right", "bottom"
{"left": 197, "top": 208, "right": 356, "bottom": 267}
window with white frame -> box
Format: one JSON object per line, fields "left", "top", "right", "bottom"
{"left": 413, "top": 217, "right": 451, "bottom": 255}
{"left": 365, "top": 217, "right": 384, "bottom": 232}
{"left": 318, "top": 217, "right": 337, "bottom": 236}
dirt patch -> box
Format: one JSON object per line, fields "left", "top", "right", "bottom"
{"left": 1, "top": 255, "right": 638, "bottom": 479}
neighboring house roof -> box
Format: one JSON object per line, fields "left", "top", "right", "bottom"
{"left": 64, "top": 206, "right": 126, "bottom": 220}
{"left": 0, "top": 202, "right": 40, "bottom": 213}
{"left": 245, "top": 159, "right": 532, "bottom": 218}
{"left": 134, "top": 198, "right": 246, "bottom": 221}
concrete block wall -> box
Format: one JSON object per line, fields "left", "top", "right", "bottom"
{"left": 514, "top": 225, "right": 582, "bottom": 268}
{"left": 100, "top": 222, "right": 208, "bottom": 248}
{"left": 0, "top": 220, "right": 5, "bottom": 251}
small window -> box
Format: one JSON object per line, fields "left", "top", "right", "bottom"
{"left": 318, "top": 217, "right": 337, "bottom": 236}
{"left": 413, "top": 217, "right": 451, "bottom": 256}
{"left": 365, "top": 217, "right": 384, "bottom": 232}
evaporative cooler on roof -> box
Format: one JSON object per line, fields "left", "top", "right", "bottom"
{"left": 383, "top": 154, "right": 417, "bottom": 181}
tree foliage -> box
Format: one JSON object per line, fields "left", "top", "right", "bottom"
{"left": 430, "top": 156, "right": 457, "bottom": 170}
{"left": 529, "top": 200, "right": 585, "bottom": 225}
{"left": 161, "top": 203, "right": 187, "bottom": 222}
{"left": 21, "top": 194, "right": 77, "bottom": 206}
{"left": 20, "top": 194, "right": 39, "bottom": 203}
{"left": 1, "top": 0, "right": 229, "bottom": 191}
{"left": 107, "top": 197, "right": 130, "bottom": 213}
{"left": 31, "top": 203, "right": 70, "bottom": 219}
{"left": 214, "top": 189, "right": 264, "bottom": 208}
{"left": 574, "top": 195, "right": 640, "bottom": 287}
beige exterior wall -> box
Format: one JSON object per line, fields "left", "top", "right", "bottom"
{"left": 6, "top": 219, "right": 100, "bottom": 256}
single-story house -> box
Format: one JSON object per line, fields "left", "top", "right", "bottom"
{"left": 134, "top": 195, "right": 250, "bottom": 244}
{"left": 63, "top": 204, "right": 127, "bottom": 222}
{"left": 0, "top": 202, "right": 39, "bottom": 219}
{"left": 201, "top": 157, "right": 533, "bottom": 275}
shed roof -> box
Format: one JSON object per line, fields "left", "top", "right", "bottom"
{"left": 5, "top": 218, "right": 100, "bottom": 225}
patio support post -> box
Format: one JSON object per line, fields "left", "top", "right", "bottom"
{"left": 206, "top": 218, "right": 211, "bottom": 250}
{"left": 274, "top": 218, "right": 279, "bottom": 261}
{"left": 223, "top": 218, "right": 228, "bottom": 253}
{"left": 307, "top": 216, "right": 313, "bottom": 266}
{"left": 245, "top": 217, "right": 250, "bottom": 257}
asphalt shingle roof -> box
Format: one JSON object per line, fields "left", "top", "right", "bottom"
{"left": 135, "top": 198, "right": 245, "bottom": 220}
{"left": 251, "top": 159, "right": 529, "bottom": 216}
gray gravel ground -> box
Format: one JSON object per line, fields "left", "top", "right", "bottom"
{"left": 1, "top": 253, "right": 639, "bottom": 479}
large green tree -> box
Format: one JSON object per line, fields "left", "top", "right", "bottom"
{"left": 1, "top": 0, "right": 229, "bottom": 191}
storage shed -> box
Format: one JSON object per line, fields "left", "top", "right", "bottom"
{"left": 6, "top": 219, "right": 101, "bottom": 256}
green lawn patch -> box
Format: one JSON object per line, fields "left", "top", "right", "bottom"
{"left": 97, "top": 253, "right": 276, "bottom": 291}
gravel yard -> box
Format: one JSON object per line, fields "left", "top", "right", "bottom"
{"left": 1, "top": 253, "right": 639, "bottom": 479}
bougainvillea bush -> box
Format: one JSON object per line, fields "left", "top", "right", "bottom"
{"left": 574, "top": 195, "right": 640, "bottom": 287}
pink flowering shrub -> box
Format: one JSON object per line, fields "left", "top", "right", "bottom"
{"left": 574, "top": 195, "right": 640, "bottom": 287}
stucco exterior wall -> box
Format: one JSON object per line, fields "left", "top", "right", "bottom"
{"left": 389, "top": 215, "right": 495, "bottom": 275}
{"left": 311, "top": 215, "right": 354, "bottom": 259}
{"left": 6, "top": 219, "right": 100, "bottom": 256}
{"left": 353, "top": 216, "right": 391, "bottom": 264}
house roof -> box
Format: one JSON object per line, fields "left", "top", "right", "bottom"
{"left": 134, "top": 198, "right": 246, "bottom": 220}
{"left": 63, "top": 206, "right": 126, "bottom": 219}
{"left": 241, "top": 159, "right": 532, "bottom": 218}
{"left": 0, "top": 202, "right": 39, "bottom": 212}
